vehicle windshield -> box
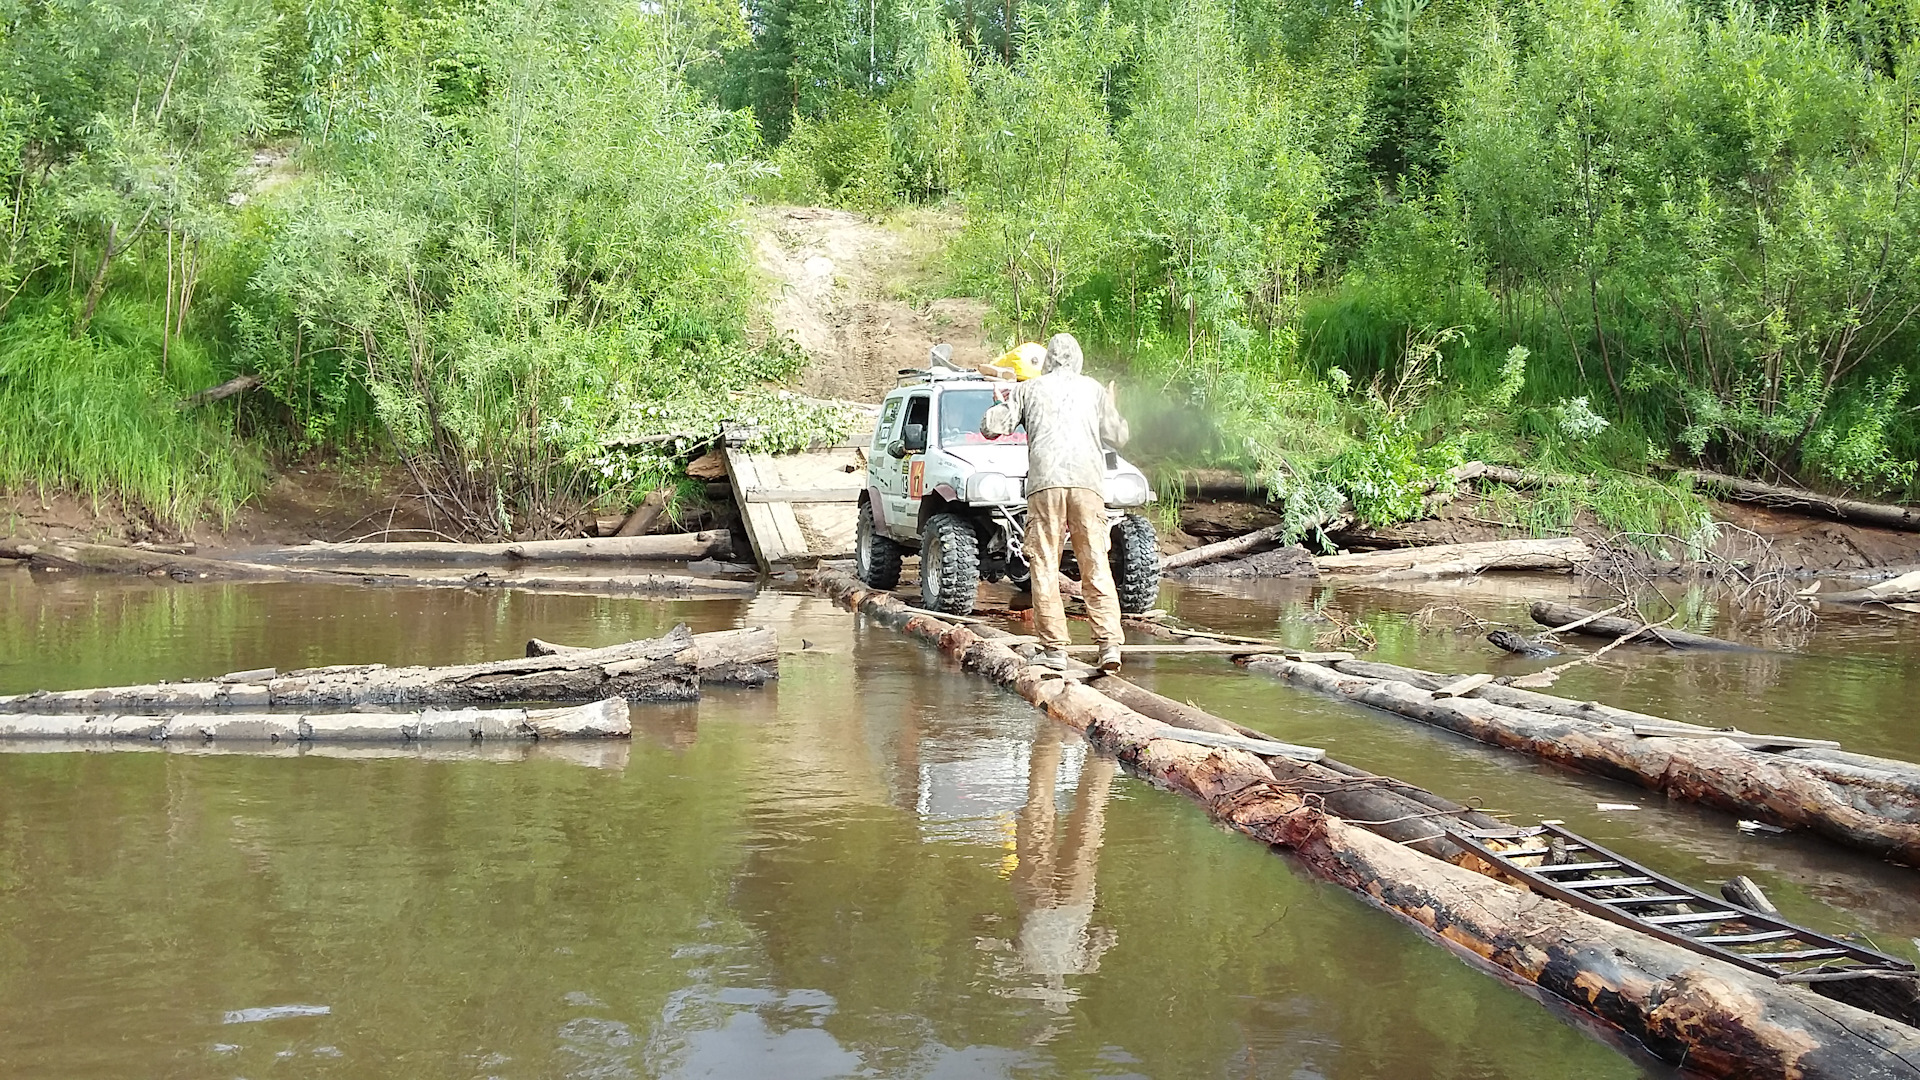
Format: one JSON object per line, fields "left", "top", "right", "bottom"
{"left": 938, "top": 388, "right": 1026, "bottom": 446}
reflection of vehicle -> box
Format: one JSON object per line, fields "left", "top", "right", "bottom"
{"left": 855, "top": 367, "right": 1160, "bottom": 616}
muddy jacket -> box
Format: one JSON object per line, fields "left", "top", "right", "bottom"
{"left": 980, "top": 337, "right": 1128, "bottom": 496}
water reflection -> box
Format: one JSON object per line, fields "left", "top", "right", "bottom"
{"left": 1009, "top": 724, "right": 1117, "bottom": 1004}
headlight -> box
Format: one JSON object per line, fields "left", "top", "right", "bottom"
{"left": 967, "top": 472, "right": 1022, "bottom": 504}
{"left": 1103, "top": 472, "right": 1151, "bottom": 508}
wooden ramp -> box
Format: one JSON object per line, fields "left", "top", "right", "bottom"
{"left": 723, "top": 434, "right": 868, "bottom": 570}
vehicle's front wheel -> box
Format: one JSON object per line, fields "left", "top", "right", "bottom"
{"left": 920, "top": 513, "right": 981, "bottom": 615}
{"left": 855, "top": 501, "right": 905, "bottom": 589}
{"left": 1110, "top": 513, "right": 1161, "bottom": 614}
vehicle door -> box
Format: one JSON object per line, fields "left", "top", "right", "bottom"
{"left": 884, "top": 393, "right": 931, "bottom": 532}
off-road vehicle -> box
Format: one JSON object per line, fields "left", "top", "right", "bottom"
{"left": 854, "top": 365, "right": 1160, "bottom": 615}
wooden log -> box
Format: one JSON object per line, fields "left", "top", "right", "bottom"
{"left": 1161, "top": 504, "right": 1354, "bottom": 572}
{"left": 809, "top": 569, "right": 1920, "bottom": 1077}
{"left": 0, "top": 539, "right": 320, "bottom": 581}
{"left": 1681, "top": 469, "right": 1920, "bottom": 532}
{"left": 0, "top": 626, "right": 777, "bottom": 713}
{"left": 1722, "top": 875, "right": 1780, "bottom": 915}
{"left": 1816, "top": 569, "right": 1920, "bottom": 605}
{"left": 1245, "top": 657, "right": 1920, "bottom": 862}
{"left": 264, "top": 532, "right": 730, "bottom": 566}
{"left": 1316, "top": 537, "right": 1593, "bottom": 582}
{"left": 0, "top": 698, "right": 630, "bottom": 741}
{"left": 176, "top": 372, "right": 262, "bottom": 409}
{"left": 614, "top": 488, "right": 671, "bottom": 537}
{"left": 380, "top": 571, "right": 755, "bottom": 597}
{"left": 1530, "top": 601, "right": 1749, "bottom": 650}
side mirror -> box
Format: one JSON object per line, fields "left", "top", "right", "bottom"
{"left": 901, "top": 424, "right": 927, "bottom": 454}
{"left": 888, "top": 439, "right": 907, "bottom": 459}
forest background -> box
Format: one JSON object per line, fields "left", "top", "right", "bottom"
{"left": 3, "top": 0, "right": 1918, "bottom": 541}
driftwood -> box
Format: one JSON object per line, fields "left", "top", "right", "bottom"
{"left": 371, "top": 570, "right": 756, "bottom": 597}
{"left": 263, "top": 531, "right": 731, "bottom": 566}
{"left": 1318, "top": 537, "right": 1593, "bottom": 582}
{"left": 1167, "top": 544, "right": 1318, "bottom": 580}
{"left": 1815, "top": 569, "right": 1920, "bottom": 605}
{"left": 1682, "top": 469, "right": 1920, "bottom": 532}
{"left": 176, "top": 372, "right": 262, "bottom": 409}
{"left": 810, "top": 569, "right": 1920, "bottom": 1078}
{"left": 0, "top": 539, "right": 319, "bottom": 581}
{"left": 1245, "top": 655, "right": 1920, "bottom": 864}
{"left": 1530, "top": 601, "right": 1749, "bottom": 650}
{"left": 0, "top": 626, "right": 777, "bottom": 712}
{"left": 614, "top": 488, "right": 672, "bottom": 537}
{"left": 0, "top": 737, "right": 633, "bottom": 768}
{"left": 1161, "top": 504, "right": 1355, "bottom": 572}
{"left": 0, "top": 697, "right": 630, "bottom": 741}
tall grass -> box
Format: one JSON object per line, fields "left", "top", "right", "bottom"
{"left": 0, "top": 300, "right": 262, "bottom": 527}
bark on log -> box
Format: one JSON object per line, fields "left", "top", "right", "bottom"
{"left": 0, "top": 697, "right": 630, "bottom": 741}
{"left": 615, "top": 488, "right": 672, "bottom": 537}
{"left": 1161, "top": 507, "right": 1354, "bottom": 572}
{"left": 1682, "top": 469, "right": 1920, "bottom": 532}
{"left": 1167, "top": 544, "right": 1318, "bottom": 580}
{"left": 0, "top": 539, "right": 322, "bottom": 581}
{"left": 176, "top": 372, "right": 262, "bottom": 409}
{"left": 1530, "top": 601, "right": 1749, "bottom": 650}
{"left": 1317, "top": 537, "right": 1593, "bottom": 582}
{"left": 1246, "top": 657, "right": 1920, "bottom": 863}
{"left": 944, "top": 607, "right": 1497, "bottom": 861}
{"left": 262, "top": 532, "right": 730, "bottom": 566}
{"left": 809, "top": 568, "right": 1920, "bottom": 1078}
{"left": 0, "top": 626, "right": 777, "bottom": 712}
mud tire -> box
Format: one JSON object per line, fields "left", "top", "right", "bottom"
{"left": 1110, "top": 514, "right": 1160, "bottom": 614}
{"left": 855, "top": 501, "right": 905, "bottom": 590}
{"left": 920, "top": 513, "right": 981, "bottom": 615}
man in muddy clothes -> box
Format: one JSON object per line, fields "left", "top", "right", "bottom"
{"left": 982, "top": 332, "right": 1129, "bottom": 673}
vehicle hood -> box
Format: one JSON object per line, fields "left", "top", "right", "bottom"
{"left": 940, "top": 445, "right": 1032, "bottom": 477}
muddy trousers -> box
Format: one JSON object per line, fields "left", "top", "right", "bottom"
{"left": 1023, "top": 486, "right": 1123, "bottom": 653}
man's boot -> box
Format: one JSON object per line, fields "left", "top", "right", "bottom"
{"left": 1096, "top": 645, "right": 1122, "bottom": 673}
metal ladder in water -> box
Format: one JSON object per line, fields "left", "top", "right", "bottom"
{"left": 1449, "top": 823, "right": 1916, "bottom": 983}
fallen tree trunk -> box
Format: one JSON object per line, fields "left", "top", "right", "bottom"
{"left": 263, "top": 531, "right": 731, "bottom": 566}
{"left": 176, "top": 372, "right": 262, "bottom": 409}
{"left": 0, "top": 736, "right": 632, "bottom": 768}
{"left": 377, "top": 571, "right": 756, "bottom": 597}
{"left": 0, "top": 539, "right": 322, "bottom": 581}
{"left": 0, "top": 626, "right": 777, "bottom": 712}
{"left": 810, "top": 569, "right": 1920, "bottom": 1078}
{"left": 0, "top": 697, "right": 630, "bottom": 741}
{"left": 1815, "top": 569, "right": 1920, "bottom": 605}
{"left": 1162, "top": 506, "right": 1354, "bottom": 572}
{"left": 1682, "top": 469, "right": 1920, "bottom": 532}
{"left": 1244, "top": 657, "right": 1920, "bottom": 863}
{"left": 1530, "top": 601, "right": 1749, "bottom": 650}
{"left": 1317, "top": 537, "right": 1593, "bottom": 582}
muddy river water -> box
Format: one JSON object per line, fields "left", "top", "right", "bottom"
{"left": 1, "top": 563, "right": 1917, "bottom": 1079}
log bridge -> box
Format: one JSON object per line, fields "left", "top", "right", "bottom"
{"left": 0, "top": 625, "right": 777, "bottom": 727}
{"left": 1244, "top": 653, "right": 1920, "bottom": 868}
{"left": 810, "top": 568, "right": 1920, "bottom": 1079}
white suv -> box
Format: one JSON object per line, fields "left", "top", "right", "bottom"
{"left": 854, "top": 366, "right": 1160, "bottom": 615}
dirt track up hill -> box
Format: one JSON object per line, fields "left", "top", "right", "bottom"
{"left": 751, "top": 205, "right": 998, "bottom": 405}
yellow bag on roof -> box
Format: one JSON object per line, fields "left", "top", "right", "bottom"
{"left": 983, "top": 342, "right": 1046, "bottom": 381}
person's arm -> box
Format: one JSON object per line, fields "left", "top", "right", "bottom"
{"left": 1097, "top": 380, "right": 1129, "bottom": 448}
{"left": 982, "top": 383, "right": 1023, "bottom": 437}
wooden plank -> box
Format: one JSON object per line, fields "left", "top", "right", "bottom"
{"left": 743, "top": 488, "right": 863, "bottom": 504}
{"left": 724, "top": 445, "right": 808, "bottom": 570}
{"left": 1434, "top": 673, "right": 1495, "bottom": 699}
{"left": 1630, "top": 723, "right": 1842, "bottom": 751}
